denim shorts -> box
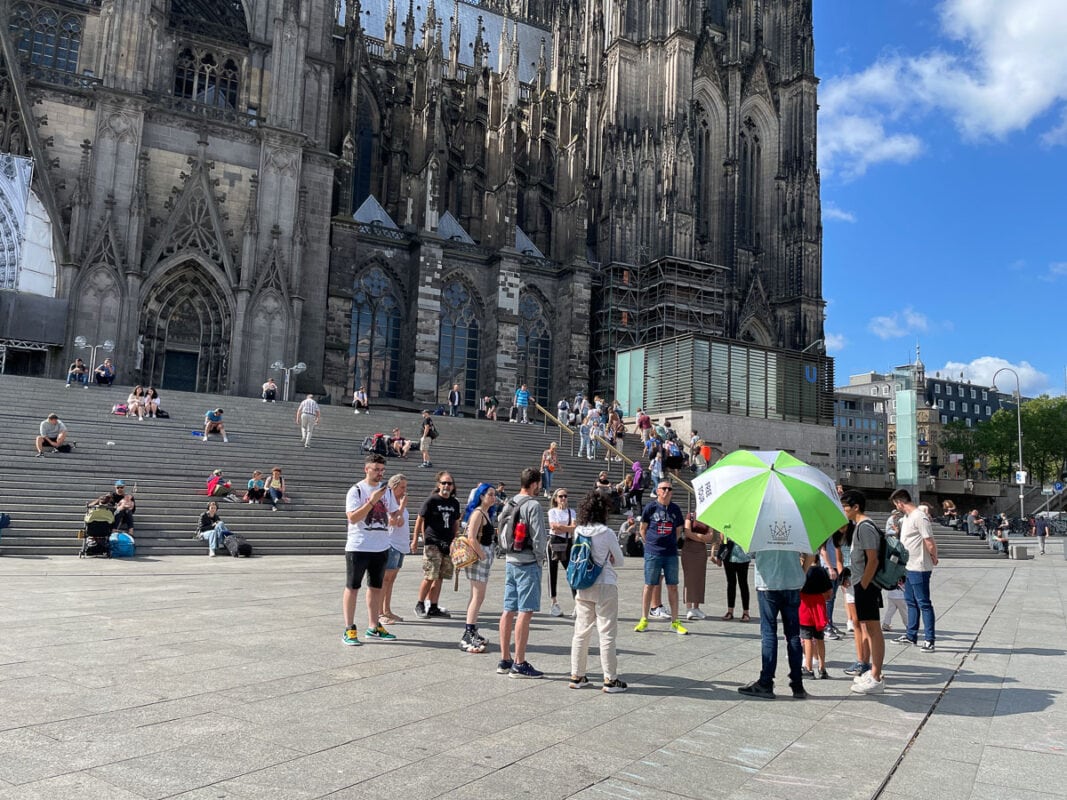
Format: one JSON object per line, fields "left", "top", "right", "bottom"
{"left": 503, "top": 561, "right": 542, "bottom": 613}
{"left": 385, "top": 546, "right": 405, "bottom": 571}
{"left": 643, "top": 553, "right": 679, "bottom": 586}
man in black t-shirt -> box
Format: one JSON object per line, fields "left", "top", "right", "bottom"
{"left": 412, "top": 471, "right": 461, "bottom": 618}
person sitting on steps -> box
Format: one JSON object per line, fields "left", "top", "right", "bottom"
{"left": 36, "top": 413, "right": 72, "bottom": 457}
{"left": 206, "top": 469, "right": 237, "bottom": 502}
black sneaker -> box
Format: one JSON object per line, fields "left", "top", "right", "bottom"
{"left": 791, "top": 684, "right": 809, "bottom": 700}
{"left": 738, "top": 681, "right": 775, "bottom": 700}
{"left": 427, "top": 605, "right": 451, "bottom": 618}
{"left": 819, "top": 668, "right": 829, "bottom": 680}
{"left": 801, "top": 667, "right": 815, "bottom": 679}
{"left": 496, "top": 659, "right": 514, "bottom": 674}
{"left": 602, "top": 678, "right": 628, "bottom": 694}
{"left": 919, "top": 640, "right": 936, "bottom": 652}
{"left": 414, "top": 601, "right": 428, "bottom": 619}
{"left": 509, "top": 661, "right": 544, "bottom": 679}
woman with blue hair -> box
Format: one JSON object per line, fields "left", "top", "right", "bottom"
{"left": 460, "top": 482, "right": 499, "bottom": 653}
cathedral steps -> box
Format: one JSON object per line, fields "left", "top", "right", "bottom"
{"left": 0, "top": 376, "right": 628, "bottom": 556}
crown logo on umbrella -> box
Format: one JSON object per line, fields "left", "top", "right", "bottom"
{"left": 769, "top": 521, "right": 791, "bottom": 542}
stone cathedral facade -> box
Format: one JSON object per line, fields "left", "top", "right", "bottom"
{"left": 0, "top": 0, "right": 823, "bottom": 406}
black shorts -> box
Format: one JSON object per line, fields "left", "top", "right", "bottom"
{"left": 799, "top": 625, "right": 824, "bottom": 641}
{"left": 853, "top": 582, "right": 883, "bottom": 622}
{"left": 345, "top": 550, "right": 389, "bottom": 590}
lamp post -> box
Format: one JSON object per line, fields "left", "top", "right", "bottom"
{"left": 73, "top": 336, "right": 115, "bottom": 384}
{"left": 271, "top": 360, "right": 306, "bottom": 402}
{"left": 992, "top": 367, "right": 1025, "bottom": 520}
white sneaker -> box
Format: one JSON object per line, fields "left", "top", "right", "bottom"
{"left": 846, "top": 622, "right": 854, "bottom": 633}
{"left": 550, "top": 602, "right": 562, "bottom": 617}
{"left": 686, "top": 608, "right": 706, "bottom": 621}
{"left": 650, "top": 606, "right": 670, "bottom": 619}
{"left": 850, "top": 674, "right": 885, "bottom": 695}
{"left": 208, "top": 550, "right": 216, "bottom": 557}
{"left": 354, "top": 409, "right": 360, "bottom": 414}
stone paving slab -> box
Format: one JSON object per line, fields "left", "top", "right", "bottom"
{"left": 0, "top": 548, "right": 1065, "bottom": 799}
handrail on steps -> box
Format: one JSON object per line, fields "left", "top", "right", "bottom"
{"left": 534, "top": 402, "right": 696, "bottom": 512}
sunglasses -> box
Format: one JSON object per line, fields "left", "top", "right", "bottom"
{"left": 658, "top": 486, "right": 673, "bottom": 492}
{"left": 558, "top": 494, "right": 568, "bottom": 499}
{"left": 439, "top": 481, "right": 454, "bottom": 486}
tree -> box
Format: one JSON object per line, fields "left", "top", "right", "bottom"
{"left": 938, "top": 420, "right": 980, "bottom": 478}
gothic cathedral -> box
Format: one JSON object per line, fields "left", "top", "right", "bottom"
{"left": 0, "top": 0, "right": 823, "bottom": 405}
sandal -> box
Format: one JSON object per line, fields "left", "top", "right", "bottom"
{"left": 722, "top": 611, "right": 734, "bottom": 620}
{"left": 741, "top": 612, "right": 751, "bottom": 622}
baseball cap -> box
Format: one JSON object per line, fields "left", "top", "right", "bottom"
{"left": 212, "top": 469, "right": 223, "bottom": 475}
{"left": 114, "top": 480, "right": 125, "bottom": 487}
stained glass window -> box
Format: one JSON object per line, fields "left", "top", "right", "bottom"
{"left": 437, "top": 280, "right": 480, "bottom": 405}
{"left": 351, "top": 267, "right": 402, "bottom": 399}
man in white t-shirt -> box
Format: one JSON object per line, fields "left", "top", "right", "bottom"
{"left": 889, "top": 489, "right": 938, "bottom": 652}
{"left": 342, "top": 454, "right": 401, "bottom": 646}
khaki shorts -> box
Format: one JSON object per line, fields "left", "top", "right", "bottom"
{"left": 422, "top": 544, "right": 454, "bottom": 581}
{"left": 420, "top": 436, "right": 432, "bottom": 454}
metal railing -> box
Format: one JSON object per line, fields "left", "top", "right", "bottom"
{"left": 534, "top": 402, "right": 576, "bottom": 455}
{"left": 534, "top": 402, "right": 696, "bottom": 512}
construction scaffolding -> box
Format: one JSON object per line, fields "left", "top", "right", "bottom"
{"left": 591, "top": 257, "right": 729, "bottom": 395}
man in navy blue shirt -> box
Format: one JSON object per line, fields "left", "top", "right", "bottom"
{"left": 634, "top": 481, "right": 689, "bottom": 635}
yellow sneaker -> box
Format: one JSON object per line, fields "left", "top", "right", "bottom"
{"left": 671, "top": 620, "right": 690, "bottom": 635}
{"left": 634, "top": 617, "right": 649, "bottom": 632}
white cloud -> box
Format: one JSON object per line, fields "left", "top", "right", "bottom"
{"left": 819, "top": 0, "right": 1067, "bottom": 179}
{"left": 868, "top": 306, "right": 930, "bottom": 340}
{"left": 824, "top": 332, "right": 846, "bottom": 353}
{"left": 822, "top": 202, "right": 857, "bottom": 223}
{"left": 939, "top": 357, "right": 1050, "bottom": 397}
{"left": 1041, "top": 262, "right": 1067, "bottom": 281}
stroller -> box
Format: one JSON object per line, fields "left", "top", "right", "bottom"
{"left": 80, "top": 501, "right": 115, "bottom": 558}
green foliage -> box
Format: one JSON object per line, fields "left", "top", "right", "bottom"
{"left": 969, "top": 396, "right": 1067, "bottom": 483}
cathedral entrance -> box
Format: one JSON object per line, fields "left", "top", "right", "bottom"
{"left": 140, "top": 259, "right": 233, "bottom": 393}
{"left": 162, "top": 350, "right": 199, "bottom": 391}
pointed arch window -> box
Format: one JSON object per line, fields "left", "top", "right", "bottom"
{"left": 9, "top": 2, "right": 83, "bottom": 74}
{"left": 694, "top": 116, "right": 711, "bottom": 240}
{"left": 517, "top": 293, "right": 551, "bottom": 406}
{"left": 437, "top": 280, "right": 480, "bottom": 405}
{"left": 174, "top": 48, "right": 240, "bottom": 109}
{"left": 739, "top": 120, "right": 761, "bottom": 248}
{"left": 351, "top": 267, "right": 402, "bottom": 399}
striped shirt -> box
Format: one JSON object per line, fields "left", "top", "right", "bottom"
{"left": 298, "top": 397, "right": 320, "bottom": 416}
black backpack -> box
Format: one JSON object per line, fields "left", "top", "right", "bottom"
{"left": 624, "top": 529, "right": 644, "bottom": 558}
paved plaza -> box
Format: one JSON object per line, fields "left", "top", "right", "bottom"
{"left": 1, "top": 546, "right": 1065, "bottom": 800}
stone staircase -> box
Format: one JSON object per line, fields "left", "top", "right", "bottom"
{"left": 0, "top": 376, "right": 629, "bottom": 556}
{"left": 0, "top": 375, "right": 1002, "bottom": 559}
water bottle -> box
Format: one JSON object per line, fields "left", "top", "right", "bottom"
{"left": 514, "top": 519, "right": 527, "bottom": 550}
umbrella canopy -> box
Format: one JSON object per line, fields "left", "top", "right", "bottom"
{"left": 693, "top": 450, "right": 846, "bottom": 553}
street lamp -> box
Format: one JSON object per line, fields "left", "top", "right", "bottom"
{"left": 991, "top": 367, "right": 1024, "bottom": 520}
{"left": 271, "top": 360, "right": 306, "bottom": 402}
{"left": 73, "top": 336, "right": 115, "bottom": 384}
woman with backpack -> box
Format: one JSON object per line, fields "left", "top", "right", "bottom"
{"left": 568, "top": 491, "right": 627, "bottom": 693}
{"left": 459, "top": 482, "right": 498, "bottom": 653}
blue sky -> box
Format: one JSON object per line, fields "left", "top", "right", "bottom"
{"left": 814, "top": 0, "right": 1067, "bottom": 397}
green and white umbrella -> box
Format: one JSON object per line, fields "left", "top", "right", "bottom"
{"left": 692, "top": 450, "right": 846, "bottom": 553}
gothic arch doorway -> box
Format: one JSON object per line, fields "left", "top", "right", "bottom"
{"left": 140, "top": 260, "right": 233, "bottom": 392}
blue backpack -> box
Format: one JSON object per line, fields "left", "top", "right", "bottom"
{"left": 566, "top": 532, "right": 604, "bottom": 590}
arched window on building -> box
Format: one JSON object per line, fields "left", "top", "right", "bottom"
{"left": 694, "top": 117, "right": 711, "bottom": 240}
{"left": 350, "top": 267, "right": 402, "bottom": 399}
{"left": 517, "top": 293, "right": 551, "bottom": 406}
{"left": 437, "top": 280, "right": 480, "bottom": 405}
{"left": 173, "top": 48, "right": 240, "bottom": 109}
{"left": 9, "top": 2, "right": 83, "bottom": 74}
{"left": 739, "top": 120, "right": 761, "bottom": 248}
